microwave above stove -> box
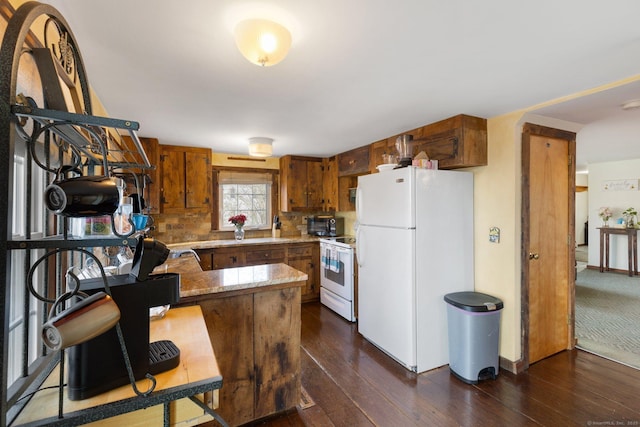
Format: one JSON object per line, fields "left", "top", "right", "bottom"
{"left": 307, "top": 215, "right": 344, "bottom": 237}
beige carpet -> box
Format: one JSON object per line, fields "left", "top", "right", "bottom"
{"left": 575, "top": 268, "right": 640, "bottom": 369}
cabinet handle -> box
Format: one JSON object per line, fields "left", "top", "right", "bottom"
{"left": 231, "top": 256, "right": 237, "bottom": 263}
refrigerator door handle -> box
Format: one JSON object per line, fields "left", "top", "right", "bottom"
{"left": 355, "top": 186, "right": 362, "bottom": 223}
{"left": 356, "top": 227, "right": 364, "bottom": 267}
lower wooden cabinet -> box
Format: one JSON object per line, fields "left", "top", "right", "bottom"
{"left": 196, "top": 243, "right": 320, "bottom": 301}
{"left": 192, "top": 286, "right": 301, "bottom": 426}
{"left": 286, "top": 243, "right": 319, "bottom": 302}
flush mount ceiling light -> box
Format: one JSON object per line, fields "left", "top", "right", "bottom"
{"left": 621, "top": 99, "right": 640, "bottom": 111}
{"left": 234, "top": 19, "right": 292, "bottom": 66}
{"left": 248, "top": 137, "right": 274, "bottom": 157}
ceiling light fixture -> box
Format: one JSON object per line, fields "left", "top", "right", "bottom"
{"left": 621, "top": 99, "right": 640, "bottom": 110}
{"left": 234, "top": 19, "right": 292, "bottom": 67}
{"left": 248, "top": 137, "right": 274, "bottom": 157}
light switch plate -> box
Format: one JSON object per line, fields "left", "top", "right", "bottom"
{"left": 489, "top": 227, "right": 500, "bottom": 243}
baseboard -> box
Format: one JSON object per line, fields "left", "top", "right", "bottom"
{"left": 499, "top": 356, "right": 526, "bottom": 374}
{"left": 585, "top": 264, "right": 633, "bottom": 275}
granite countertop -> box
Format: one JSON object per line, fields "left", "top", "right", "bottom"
{"left": 153, "top": 253, "right": 203, "bottom": 275}
{"left": 167, "top": 235, "right": 321, "bottom": 251}
{"left": 180, "top": 263, "right": 308, "bottom": 298}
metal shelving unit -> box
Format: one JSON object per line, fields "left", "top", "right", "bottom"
{"left": 1, "top": 3, "right": 226, "bottom": 426}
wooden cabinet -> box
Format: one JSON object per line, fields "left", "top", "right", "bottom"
{"left": 279, "top": 155, "right": 324, "bottom": 212}
{"left": 287, "top": 243, "right": 319, "bottom": 302}
{"left": 194, "top": 249, "right": 215, "bottom": 271}
{"left": 198, "top": 242, "right": 321, "bottom": 301}
{"left": 338, "top": 176, "right": 358, "bottom": 212}
{"left": 195, "top": 285, "right": 301, "bottom": 426}
{"left": 368, "top": 138, "right": 398, "bottom": 173}
{"left": 411, "top": 114, "right": 487, "bottom": 169}
{"left": 338, "top": 145, "right": 370, "bottom": 176}
{"left": 322, "top": 156, "right": 339, "bottom": 212}
{"left": 245, "top": 247, "right": 286, "bottom": 265}
{"left": 212, "top": 247, "right": 245, "bottom": 270}
{"left": 159, "top": 145, "right": 212, "bottom": 213}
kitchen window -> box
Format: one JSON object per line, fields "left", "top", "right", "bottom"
{"left": 213, "top": 168, "right": 278, "bottom": 231}
{"left": 9, "top": 147, "right": 47, "bottom": 386}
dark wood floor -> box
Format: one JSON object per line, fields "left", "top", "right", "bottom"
{"left": 245, "top": 302, "right": 640, "bottom": 426}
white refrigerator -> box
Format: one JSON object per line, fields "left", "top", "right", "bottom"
{"left": 355, "top": 167, "right": 474, "bottom": 373}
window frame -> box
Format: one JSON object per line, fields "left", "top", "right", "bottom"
{"left": 211, "top": 166, "right": 279, "bottom": 231}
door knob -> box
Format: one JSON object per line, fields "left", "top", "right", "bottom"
{"left": 529, "top": 253, "right": 539, "bottom": 260}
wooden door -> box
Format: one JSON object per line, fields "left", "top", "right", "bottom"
{"left": 160, "top": 148, "right": 185, "bottom": 212}
{"left": 322, "top": 157, "right": 338, "bottom": 211}
{"left": 306, "top": 159, "right": 324, "bottom": 210}
{"left": 287, "top": 157, "right": 307, "bottom": 210}
{"left": 184, "top": 150, "right": 210, "bottom": 210}
{"left": 522, "top": 123, "right": 576, "bottom": 364}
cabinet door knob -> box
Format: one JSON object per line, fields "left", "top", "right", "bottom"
{"left": 528, "top": 252, "right": 539, "bottom": 260}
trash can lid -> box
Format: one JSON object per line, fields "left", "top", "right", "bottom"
{"left": 444, "top": 291, "right": 504, "bottom": 312}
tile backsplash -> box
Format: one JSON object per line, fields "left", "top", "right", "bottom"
{"left": 151, "top": 211, "right": 313, "bottom": 244}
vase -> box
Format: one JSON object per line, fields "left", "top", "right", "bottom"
{"left": 234, "top": 225, "right": 245, "bottom": 241}
{"left": 626, "top": 216, "right": 635, "bottom": 229}
{"left": 603, "top": 219, "right": 609, "bottom": 227}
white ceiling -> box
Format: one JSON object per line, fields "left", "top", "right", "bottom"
{"left": 46, "top": 0, "right": 640, "bottom": 169}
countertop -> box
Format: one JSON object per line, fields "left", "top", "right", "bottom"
{"left": 13, "top": 305, "right": 222, "bottom": 426}
{"left": 167, "top": 236, "right": 320, "bottom": 251}
{"left": 179, "top": 263, "right": 308, "bottom": 298}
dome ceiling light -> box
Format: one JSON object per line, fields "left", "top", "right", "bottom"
{"left": 621, "top": 99, "right": 640, "bottom": 111}
{"left": 234, "top": 19, "right": 292, "bottom": 67}
{"left": 248, "top": 137, "right": 274, "bottom": 157}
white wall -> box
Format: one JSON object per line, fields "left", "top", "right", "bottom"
{"left": 575, "top": 173, "right": 588, "bottom": 246}
{"left": 587, "top": 159, "right": 640, "bottom": 269}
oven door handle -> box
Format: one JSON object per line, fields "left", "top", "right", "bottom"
{"left": 335, "top": 248, "right": 352, "bottom": 254}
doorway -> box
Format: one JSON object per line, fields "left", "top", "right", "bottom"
{"left": 521, "top": 123, "right": 576, "bottom": 365}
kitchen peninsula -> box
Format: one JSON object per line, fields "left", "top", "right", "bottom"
{"left": 169, "top": 237, "right": 321, "bottom": 302}
{"left": 168, "top": 255, "right": 308, "bottom": 426}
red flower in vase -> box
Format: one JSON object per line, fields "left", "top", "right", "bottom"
{"left": 228, "top": 214, "right": 247, "bottom": 227}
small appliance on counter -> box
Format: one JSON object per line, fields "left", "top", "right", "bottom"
{"left": 67, "top": 238, "right": 181, "bottom": 400}
{"left": 307, "top": 215, "right": 344, "bottom": 237}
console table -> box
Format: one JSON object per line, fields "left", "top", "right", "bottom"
{"left": 598, "top": 227, "right": 638, "bottom": 277}
{"left": 13, "top": 306, "right": 227, "bottom": 426}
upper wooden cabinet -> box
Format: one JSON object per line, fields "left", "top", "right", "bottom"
{"left": 322, "top": 156, "right": 339, "bottom": 212}
{"left": 280, "top": 155, "right": 324, "bottom": 212}
{"left": 369, "top": 138, "right": 396, "bottom": 173}
{"left": 338, "top": 146, "right": 370, "bottom": 176}
{"left": 412, "top": 114, "right": 487, "bottom": 169}
{"left": 159, "top": 145, "right": 212, "bottom": 214}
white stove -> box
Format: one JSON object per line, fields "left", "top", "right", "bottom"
{"left": 319, "top": 236, "right": 356, "bottom": 322}
{"left": 319, "top": 236, "right": 356, "bottom": 248}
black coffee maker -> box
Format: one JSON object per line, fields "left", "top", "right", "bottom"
{"left": 67, "top": 238, "right": 180, "bottom": 400}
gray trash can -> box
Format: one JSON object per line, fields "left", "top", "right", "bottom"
{"left": 444, "top": 291, "right": 503, "bottom": 384}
